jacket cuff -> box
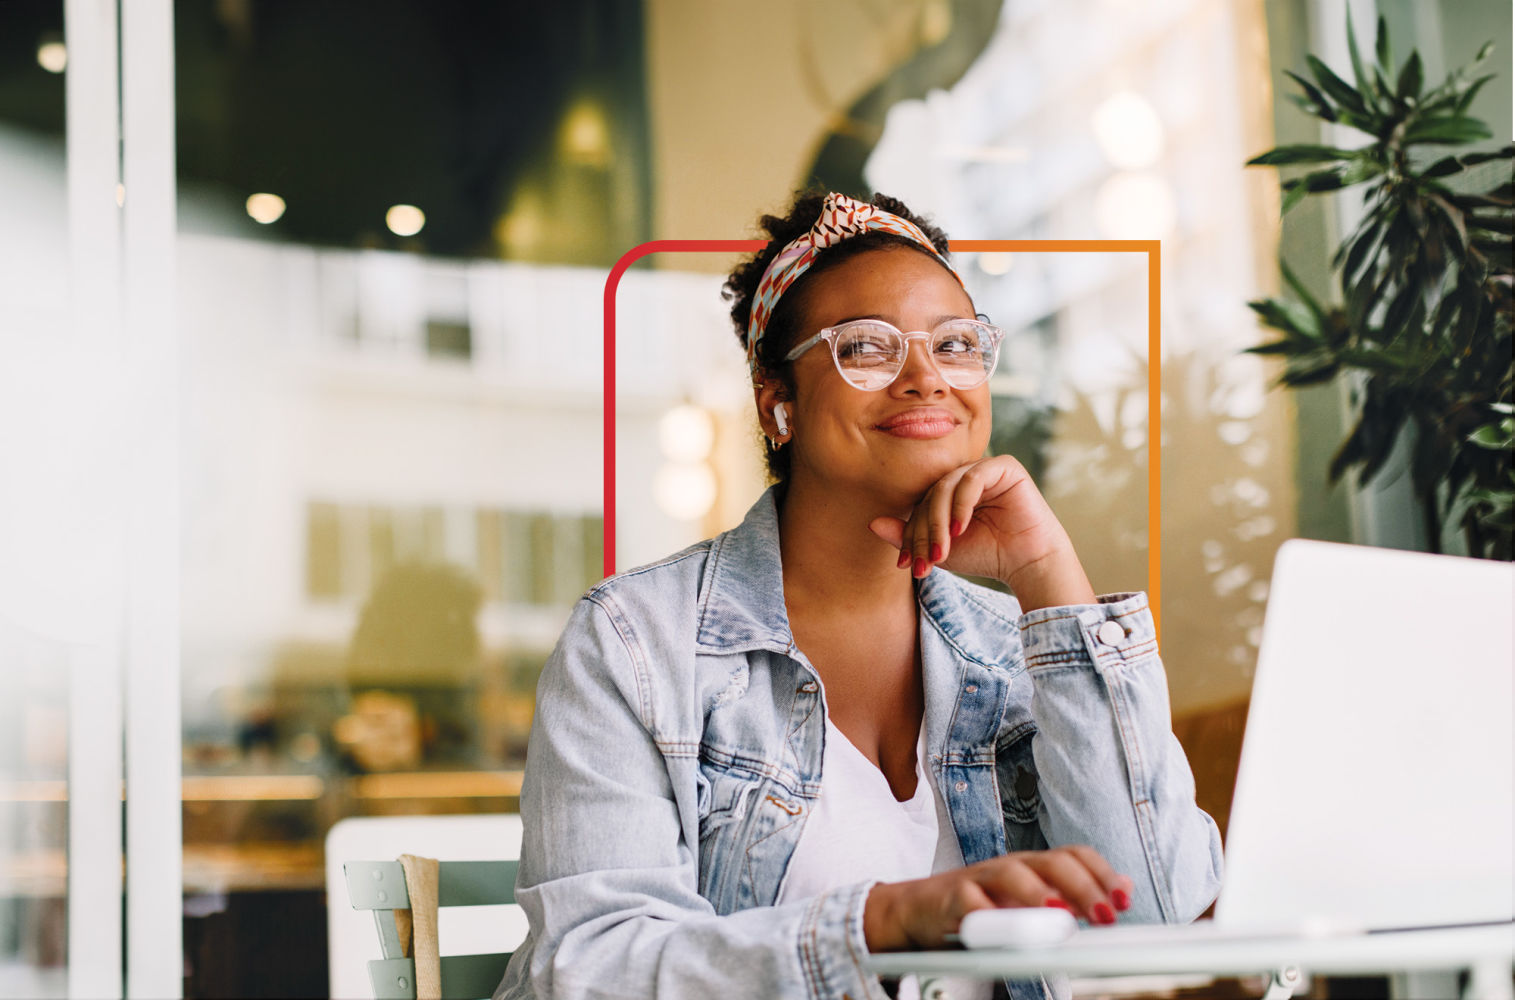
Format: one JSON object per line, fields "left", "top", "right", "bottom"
{"left": 1016, "top": 592, "right": 1157, "bottom": 670}
{"left": 798, "top": 880, "right": 889, "bottom": 1000}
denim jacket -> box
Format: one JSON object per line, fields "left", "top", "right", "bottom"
{"left": 496, "top": 488, "right": 1222, "bottom": 1000}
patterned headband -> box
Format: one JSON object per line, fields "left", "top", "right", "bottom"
{"left": 745, "top": 192, "right": 964, "bottom": 374}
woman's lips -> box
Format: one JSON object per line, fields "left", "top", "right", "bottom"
{"left": 874, "top": 408, "right": 960, "bottom": 439}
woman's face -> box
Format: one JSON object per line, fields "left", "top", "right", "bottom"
{"left": 779, "top": 246, "right": 993, "bottom": 510}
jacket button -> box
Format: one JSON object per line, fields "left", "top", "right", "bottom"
{"left": 964, "top": 683, "right": 977, "bottom": 694}
{"left": 1097, "top": 621, "right": 1125, "bottom": 646}
{"left": 954, "top": 780, "right": 967, "bottom": 792}
{"left": 798, "top": 681, "right": 818, "bottom": 694}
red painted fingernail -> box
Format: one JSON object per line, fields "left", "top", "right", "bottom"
{"left": 1112, "top": 888, "right": 1130, "bottom": 911}
{"left": 950, "top": 519, "right": 962, "bottom": 536}
{"left": 930, "top": 543, "right": 942, "bottom": 562}
{"left": 1092, "top": 902, "right": 1116, "bottom": 924}
{"left": 913, "top": 557, "right": 927, "bottom": 577}
{"left": 897, "top": 550, "right": 910, "bottom": 568}
{"left": 1042, "top": 897, "right": 1069, "bottom": 910}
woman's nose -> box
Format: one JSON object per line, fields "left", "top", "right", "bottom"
{"left": 891, "top": 336, "right": 945, "bottom": 395}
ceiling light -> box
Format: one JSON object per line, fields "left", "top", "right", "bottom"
{"left": 37, "top": 40, "right": 66, "bottom": 74}
{"left": 245, "top": 193, "right": 286, "bottom": 224}
{"left": 386, "top": 204, "right": 425, "bottom": 237}
{"left": 561, "top": 99, "right": 610, "bottom": 167}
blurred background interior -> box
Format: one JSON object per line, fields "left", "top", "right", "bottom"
{"left": 0, "top": 0, "right": 1509, "bottom": 997}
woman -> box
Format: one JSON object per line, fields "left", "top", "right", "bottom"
{"left": 496, "top": 192, "right": 1222, "bottom": 1000}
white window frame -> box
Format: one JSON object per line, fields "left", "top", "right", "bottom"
{"left": 63, "top": 2, "right": 182, "bottom": 998}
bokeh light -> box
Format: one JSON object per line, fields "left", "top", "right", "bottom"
{"left": 385, "top": 204, "right": 426, "bottom": 237}
{"left": 36, "top": 40, "right": 67, "bottom": 74}
{"left": 1094, "top": 172, "right": 1175, "bottom": 239}
{"left": 654, "top": 463, "right": 717, "bottom": 521}
{"left": 245, "top": 193, "right": 286, "bottom": 224}
{"left": 978, "top": 252, "right": 1013, "bottom": 276}
{"left": 560, "top": 99, "right": 610, "bottom": 167}
{"left": 1092, "top": 91, "right": 1165, "bottom": 170}
{"left": 659, "top": 404, "right": 715, "bottom": 463}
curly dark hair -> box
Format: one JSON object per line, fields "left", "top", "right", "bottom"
{"left": 721, "top": 190, "right": 955, "bottom": 482}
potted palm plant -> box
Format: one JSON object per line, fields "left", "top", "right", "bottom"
{"left": 1245, "top": 13, "right": 1512, "bottom": 559}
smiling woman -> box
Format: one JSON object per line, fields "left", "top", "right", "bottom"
{"left": 496, "top": 191, "right": 1223, "bottom": 1000}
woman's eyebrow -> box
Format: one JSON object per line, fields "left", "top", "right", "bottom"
{"left": 828, "top": 313, "right": 971, "bottom": 327}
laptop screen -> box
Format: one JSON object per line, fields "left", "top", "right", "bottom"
{"left": 1217, "top": 540, "right": 1514, "bottom": 931}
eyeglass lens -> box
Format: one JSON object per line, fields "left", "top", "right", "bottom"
{"left": 832, "top": 320, "right": 996, "bottom": 390}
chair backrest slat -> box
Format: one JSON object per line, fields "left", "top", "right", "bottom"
{"left": 344, "top": 860, "right": 519, "bottom": 910}
{"left": 437, "top": 861, "right": 518, "bottom": 907}
{"left": 345, "top": 858, "right": 521, "bottom": 999}
{"left": 366, "top": 954, "right": 512, "bottom": 1000}
{"left": 439, "top": 953, "right": 515, "bottom": 1000}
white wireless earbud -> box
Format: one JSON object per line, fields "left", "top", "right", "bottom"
{"left": 773, "top": 403, "right": 790, "bottom": 436}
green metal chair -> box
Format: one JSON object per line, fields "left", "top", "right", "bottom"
{"left": 342, "top": 858, "right": 520, "bottom": 1000}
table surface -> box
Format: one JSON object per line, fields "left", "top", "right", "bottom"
{"left": 865, "top": 922, "right": 1515, "bottom": 979}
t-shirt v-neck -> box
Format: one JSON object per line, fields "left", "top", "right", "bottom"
{"left": 775, "top": 717, "right": 949, "bottom": 904}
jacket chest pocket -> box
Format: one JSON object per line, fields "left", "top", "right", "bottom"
{"left": 997, "top": 726, "right": 1044, "bottom": 850}
{"left": 694, "top": 764, "right": 763, "bottom": 907}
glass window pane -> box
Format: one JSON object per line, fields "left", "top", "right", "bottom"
{"left": 172, "top": 3, "right": 650, "bottom": 992}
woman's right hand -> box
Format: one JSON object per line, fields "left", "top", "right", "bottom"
{"left": 862, "top": 846, "right": 1134, "bottom": 952}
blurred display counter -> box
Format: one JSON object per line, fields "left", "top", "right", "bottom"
{"left": 186, "top": 842, "right": 327, "bottom": 893}
{"left": 349, "top": 769, "right": 522, "bottom": 800}
{"left": 184, "top": 774, "right": 326, "bottom": 801}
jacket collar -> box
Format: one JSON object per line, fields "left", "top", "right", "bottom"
{"left": 695, "top": 486, "right": 1022, "bottom": 669}
{"left": 695, "top": 487, "right": 793, "bottom": 654}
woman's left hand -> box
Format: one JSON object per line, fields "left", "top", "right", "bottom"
{"left": 868, "top": 455, "right": 1097, "bottom": 612}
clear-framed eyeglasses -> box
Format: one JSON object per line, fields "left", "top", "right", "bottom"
{"left": 782, "top": 317, "right": 1005, "bottom": 391}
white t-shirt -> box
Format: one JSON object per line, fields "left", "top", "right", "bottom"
{"left": 777, "top": 718, "right": 991, "bottom": 1000}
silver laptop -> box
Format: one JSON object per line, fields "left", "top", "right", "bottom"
{"left": 1213, "top": 539, "right": 1514, "bottom": 933}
